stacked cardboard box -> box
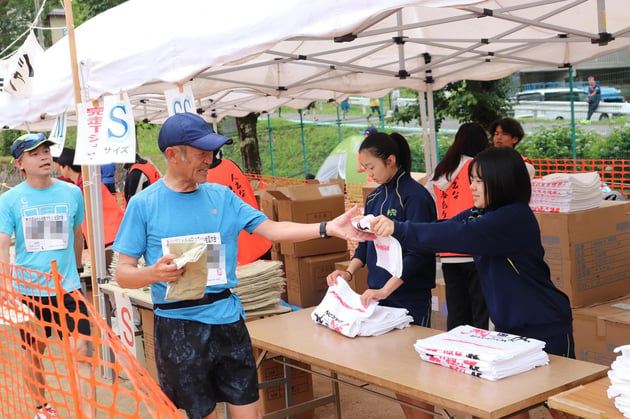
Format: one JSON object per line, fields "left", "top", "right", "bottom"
{"left": 253, "top": 347, "right": 314, "bottom": 419}
{"left": 533, "top": 200, "right": 630, "bottom": 366}
{"left": 534, "top": 200, "right": 630, "bottom": 308}
{"left": 431, "top": 277, "right": 448, "bottom": 331}
{"left": 572, "top": 296, "right": 630, "bottom": 366}
{"left": 260, "top": 181, "right": 350, "bottom": 308}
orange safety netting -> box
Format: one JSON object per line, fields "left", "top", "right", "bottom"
{"left": 0, "top": 261, "right": 183, "bottom": 419}
{"left": 530, "top": 159, "right": 630, "bottom": 194}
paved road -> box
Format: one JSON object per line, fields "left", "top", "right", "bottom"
{"left": 277, "top": 110, "right": 623, "bottom": 136}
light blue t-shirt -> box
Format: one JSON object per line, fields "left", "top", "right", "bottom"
{"left": 0, "top": 180, "right": 85, "bottom": 296}
{"left": 112, "top": 180, "right": 268, "bottom": 325}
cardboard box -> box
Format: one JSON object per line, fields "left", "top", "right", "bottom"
{"left": 260, "top": 189, "right": 282, "bottom": 253}
{"left": 573, "top": 295, "right": 630, "bottom": 366}
{"left": 139, "top": 307, "right": 158, "bottom": 382}
{"left": 534, "top": 201, "right": 630, "bottom": 308}
{"left": 253, "top": 347, "right": 314, "bottom": 418}
{"left": 269, "top": 183, "right": 348, "bottom": 257}
{"left": 284, "top": 251, "right": 350, "bottom": 308}
{"left": 410, "top": 171, "right": 427, "bottom": 185}
{"left": 333, "top": 260, "right": 368, "bottom": 294}
{"left": 431, "top": 277, "right": 448, "bottom": 331}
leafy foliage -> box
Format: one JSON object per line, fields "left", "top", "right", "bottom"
{"left": 391, "top": 79, "right": 514, "bottom": 132}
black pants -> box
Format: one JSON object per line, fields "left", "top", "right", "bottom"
{"left": 586, "top": 100, "right": 599, "bottom": 120}
{"left": 442, "top": 262, "right": 489, "bottom": 331}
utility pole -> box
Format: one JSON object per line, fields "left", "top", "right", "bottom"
{"left": 33, "top": 0, "right": 45, "bottom": 45}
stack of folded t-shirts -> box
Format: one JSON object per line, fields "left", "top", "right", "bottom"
{"left": 232, "top": 260, "right": 290, "bottom": 317}
{"left": 413, "top": 325, "right": 550, "bottom": 381}
{"left": 311, "top": 278, "right": 413, "bottom": 338}
{"left": 530, "top": 172, "right": 602, "bottom": 213}
{"left": 607, "top": 345, "right": 630, "bottom": 416}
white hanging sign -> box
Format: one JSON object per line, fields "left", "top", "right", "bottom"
{"left": 75, "top": 103, "right": 104, "bottom": 165}
{"left": 100, "top": 93, "right": 136, "bottom": 163}
{"left": 113, "top": 290, "right": 137, "bottom": 357}
{"left": 0, "top": 32, "right": 43, "bottom": 98}
{"left": 164, "top": 84, "right": 196, "bottom": 117}
{"left": 49, "top": 113, "right": 67, "bottom": 158}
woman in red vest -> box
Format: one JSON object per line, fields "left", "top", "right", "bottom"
{"left": 123, "top": 154, "right": 161, "bottom": 203}
{"left": 424, "top": 122, "right": 490, "bottom": 330}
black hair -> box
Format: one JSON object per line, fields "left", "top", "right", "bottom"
{"left": 488, "top": 117, "right": 525, "bottom": 144}
{"left": 468, "top": 147, "right": 531, "bottom": 208}
{"left": 56, "top": 147, "right": 81, "bottom": 173}
{"left": 359, "top": 132, "right": 412, "bottom": 175}
{"left": 431, "top": 122, "right": 489, "bottom": 181}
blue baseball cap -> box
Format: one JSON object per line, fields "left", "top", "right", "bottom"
{"left": 11, "top": 133, "right": 57, "bottom": 159}
{"left": 360, "top": 126, "right": 378, "bottom": 136}
{"left": 158, "top": 112, "right": 233, "bottom": 152}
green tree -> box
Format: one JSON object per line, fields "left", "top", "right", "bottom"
{"left": 76, "top": 0, "right": 126, "bottom": 21}
{"left": 391, "top": 78, "right": 514, "bottom": 132}
{"left": 0, "top": 0, "right": 42, "bottom": 55}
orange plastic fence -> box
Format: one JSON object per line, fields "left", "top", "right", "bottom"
{"left": 530, "top": 159, "right": 630, "bottom": 194}
{"left": 0, "top": 262, "right": 183, "bottom": 419}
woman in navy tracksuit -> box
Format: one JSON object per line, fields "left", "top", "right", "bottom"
{"left": 370, "top": 146, "right": 574, "bottom": 358}
{"left": 327, "top": 131, "right": 437, "bottom": 327}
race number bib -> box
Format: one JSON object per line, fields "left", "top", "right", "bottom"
{"left": 23, "top": 213, "right": 69, "bottom": 252}
{"left": 161, "top": 232, "right": 227, "bottom": 286}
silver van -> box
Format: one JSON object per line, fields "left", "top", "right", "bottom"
{"left": 513, "top": 88, "right": 630, "bottom": 120}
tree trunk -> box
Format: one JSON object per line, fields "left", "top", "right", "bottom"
{"left": 235, "top": 112, "right": 262, "bottom": 174}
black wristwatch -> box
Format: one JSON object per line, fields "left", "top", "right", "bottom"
{"left": 319, "top": 221, "right": 330, "bottom": 239}
{"left": 77, "top": 265, "right": 84, "bottom": 274}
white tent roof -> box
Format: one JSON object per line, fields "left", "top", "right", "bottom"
{"left": 1, "top": 0, "right": 630, "bottom": 129}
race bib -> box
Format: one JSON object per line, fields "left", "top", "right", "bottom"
{"left": 161, "top": 232, "right": 227, "bottom": 286}
{"left": 23, "top": 213, "right": 69, "bottom": 252}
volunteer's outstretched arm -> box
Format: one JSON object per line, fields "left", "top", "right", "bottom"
{"left": 254, "top": 205, "right": 375, "bottom": 243}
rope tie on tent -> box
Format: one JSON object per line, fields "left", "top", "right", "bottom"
{"left": 0, "top": 0, "right": 49, "bottom": 58}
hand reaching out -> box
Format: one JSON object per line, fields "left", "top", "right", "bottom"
{"left": 369, "top": 215, "right": 395, "bottom": 237}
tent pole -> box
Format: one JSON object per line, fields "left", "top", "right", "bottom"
{"left": 63, "top": 0, "right": 113, "bottom": 384}
{"left": 299, "top": 109, "right": 308, "bottom": 177}
{"left": 267, "top": 114, "right": 275, "bottom": 176}
{"left": 426, "top": 86, "right": 438, "bottom": 172}
{"left": 417, "top": 91, "right": 432, "bottom": 174}
{"left": 336, "top": 102, "right": 342, "bottom": 143}
{"left": 569, "top": 67, "right": 577, "bottom": 159}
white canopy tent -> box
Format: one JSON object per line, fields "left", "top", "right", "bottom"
{"left": 2, "top": 0, "right": 629, "bottom": 169}
{"left": 3, "top": 0, "right": 627, "bottom": 383}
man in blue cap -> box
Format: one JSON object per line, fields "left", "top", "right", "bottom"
{"left": 0, "top": 133, "right": 93, "bottom": 418}
{"left": 360, "top": 125, "right": 378, "bottom": 138}
{"left": 113, "top": 112, "right": 373, "bottom": 419}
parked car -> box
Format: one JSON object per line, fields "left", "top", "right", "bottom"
{"left": 596, "top": 86, "right": 626, "bottom": 103}
{"left": 513, "top": 88, "right": 630, "bottom": 120}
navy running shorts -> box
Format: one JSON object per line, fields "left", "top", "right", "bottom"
{"left": 154, "top": 316, "right": 259, "bottom": 419}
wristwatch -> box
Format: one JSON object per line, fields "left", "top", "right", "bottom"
{"left": 319, "top": 221, "right": 330, "bottom": 239}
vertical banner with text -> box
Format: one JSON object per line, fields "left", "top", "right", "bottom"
{"left": 49, "top": 113, "right": 67, "bottom": 158}
{"left": 165, "top": 84, "right": 196, "bottom": 117}
{"left": 75, "top": 94, "right": 136, "bottom": 164}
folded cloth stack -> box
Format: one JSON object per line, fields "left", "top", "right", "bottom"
{"left": 311, "top": 278, "right": 413, "bottom": 338}
{"left": 232, "top": 260, "right": 290, "bottom": 317}
{"left": 607, "top": 345, "right": 630, "bottom": 417}
{"left": 530, "top": 172, "right": 602, "bottom": 213}
{"left": 413, "top": 325, "right": 549, "bottom": 381}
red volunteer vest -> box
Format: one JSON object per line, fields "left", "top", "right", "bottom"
{"left": 433, "top": 160, "right": 474, "bottom": 258}
{"left": 206, "top": 159, "right": 272, "bottom": 264}
{"left": 129, "top": 161, "right": 161, "bottom": 184}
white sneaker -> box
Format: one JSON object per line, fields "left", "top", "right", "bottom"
{"left": 34, "top": 404, "right": 58, "bottom": 419}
